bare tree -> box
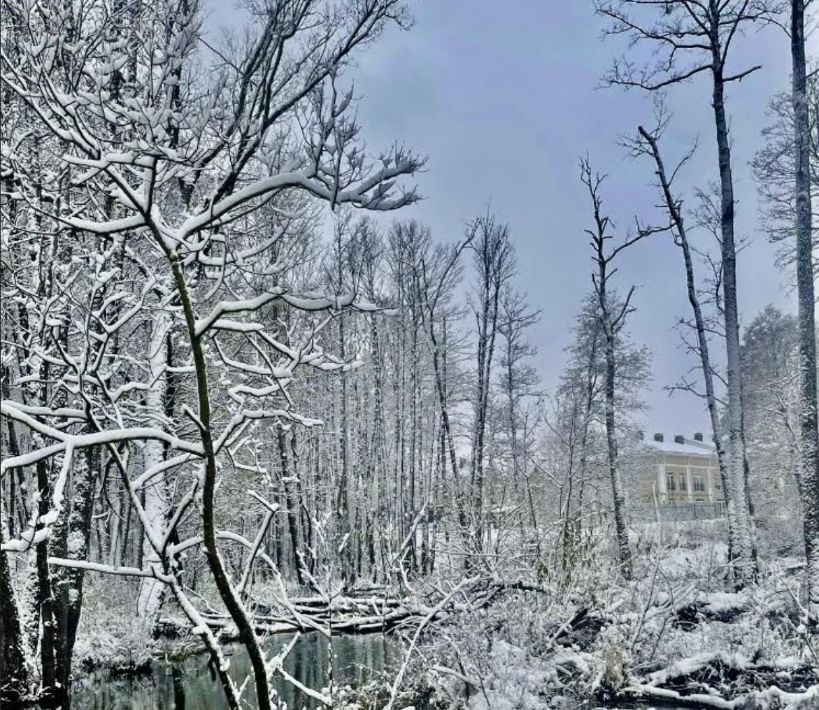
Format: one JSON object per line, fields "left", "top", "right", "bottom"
{"left": 580, "top": 158, "right": 656, "bottom": 580}
{"left": 467, "top": 212, "right": 515, "bottom": 566}
{"left": 414, "top": 230, "right": 472, "bottom": 560}
{"left": 753, "top": 77, "right": 819, "bottom": 253}
{"left": 497, "top": 288, "right": 541, "bottom": 552}
{"left": 555, "top": 305, "right": 603, "bottom": 576}
{"left": 633, "top": 118, "right": 750, "bottom": 573}
{"left": 552, "top": 292, "right": 650, "bottom": 579}
{"left": 595, "top": 0, "right": 773, "bottom": 586}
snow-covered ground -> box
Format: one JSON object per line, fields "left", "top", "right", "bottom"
{"left": 392, "top": 527, "right": 818, "bottom": 710}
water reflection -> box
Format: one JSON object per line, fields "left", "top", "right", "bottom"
{"left": 72, "top": 633, "right": 395, "bottom": 709}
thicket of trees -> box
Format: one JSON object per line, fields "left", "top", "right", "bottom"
{"left": 1, "top": 0, "right": 817, "bottom": 707}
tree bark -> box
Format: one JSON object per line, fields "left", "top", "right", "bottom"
{"left": 277, "top": 425, "right": 305, "bottom": 586}
{"left": 35, "top": 459, "right": 59, "bottom": 706}
{"left": 168, "top": 253, "right": 270, "bottom": 710}
{"left": 791, "top": 0, "right": 819, "bottom": 610}
{"left": 710, "top": 47, "right": 757, "bottom": 587}
{"left": 0, "top": 518, "right": 28, "bottom": 705}
{"left": 600, "top": 281, "right": 633, "bottom": 580}
{"left": 52, "top": 448, "right": 96, "bottom": 701}
{"left": 137, "top": 310, "right": 171, "bottom": 622}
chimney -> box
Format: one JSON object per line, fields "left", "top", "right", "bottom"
{"left": 653, "top": 433, "right": 664, "bottom": 442}
{"left": 693, "top": 432, "right": 704, "bottom": 442}
{"left": 674, "top": 434, "right": 685, "bottom": 444}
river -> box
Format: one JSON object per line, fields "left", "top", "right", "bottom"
{"left": 70, "top": 632, "right": 697, "bottom": 710}
{"left": 71, "top": 632, "right": 395, "bottom": 709}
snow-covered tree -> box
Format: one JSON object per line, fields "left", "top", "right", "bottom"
{"left": 1, "top": 0, "right": 421, "bottom": 705}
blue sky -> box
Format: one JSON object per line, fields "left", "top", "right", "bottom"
{"left": 207, "top": 1, "right": 814, "bottom": 435}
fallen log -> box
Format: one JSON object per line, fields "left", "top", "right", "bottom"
{"left": 551, "top": 607, "right": 607, "bottom": 652}
{"left": 644, "top": 652, "right": 818, "bottom": 695}
{"left": 158, "top": 579, "right": 501, "bottom": 640}
{"left": 616, "top": 681, "right": 819, "bottom": 709}
{"left": 672, "top": 592, "right": 749, "bottom": 630}
{"left": 158, "top": 607, "right": 432, "bottom": 638}
{"left": 604, "top": 653, "right": 819, "bottom": 709}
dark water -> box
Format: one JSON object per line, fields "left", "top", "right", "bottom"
{"left": 71, "top": 633, "right": 395, "bottom": 709}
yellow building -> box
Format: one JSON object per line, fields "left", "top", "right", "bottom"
{"left": 635, "top": 432, "right": 725, "bottom": 520}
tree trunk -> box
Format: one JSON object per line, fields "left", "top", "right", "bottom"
{"left": 638, "top": 125, "right": 735, "bottom": 560}
{"left": 53, "top": 448, "right": 96, "bottom": 700}
{"left": 0, "top": 520, "right": 28, "bottom": 705}
{"left": 169, "top": 255, "right": 269, "bottom": 710}
{"left": 137, "top": 310, "right": 171, "bottom": 622}
{"left": 791, "top": 0, "right": 819, "bottom": 610}
{"left": 277, "top": 425, "right": 305, "bottom": 586}
{"left": 711, "top": 59, "right": 757, "bottom": 587}
{"left": 602, "top": 308, "right": 632, "bottom": 580}
{"left": 35, "top": 459, "right": 59, "bottom": 706}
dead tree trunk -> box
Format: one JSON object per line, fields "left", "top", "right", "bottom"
{"left": 581, "top": 159, "right": 648, "bottom": 580}
{"left": 637, "top": 125, "right": 734, "bottom": 559}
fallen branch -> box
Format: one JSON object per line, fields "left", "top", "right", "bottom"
{"left": 157, "top": 577, "right": 501, "bottom": 640}
{"left": 385, "top": 576, "right": 480, "bottom": 710}
{"left": 620, "top": 681, "right": 819, "bottom": 709}
{"left": 609, "top": 653, "right": 819, "bottom": 709}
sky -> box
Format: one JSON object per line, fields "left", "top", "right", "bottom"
{"left": 206, "top": 1, "right": 816, "bottom": 437}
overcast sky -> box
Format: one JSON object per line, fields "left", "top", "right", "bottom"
{"left": 208, "top": 1, "right": 816, "bottom": 437}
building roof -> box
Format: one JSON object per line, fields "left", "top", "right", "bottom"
{"left": 642, "top": 435, "right": 717, "bottom": 458}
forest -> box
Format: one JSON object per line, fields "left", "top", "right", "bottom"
{"left": 0, "top": 0, "right": 818, "bottom": 708}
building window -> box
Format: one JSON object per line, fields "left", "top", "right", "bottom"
{"left": 693, "top": 475, "right": 705, "bottom": 492}
{"left": 678, "top": 473, "right": 687, "bottom": 492}
{"left": 666, "top": 472, "right": 676, "bottom": 492}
